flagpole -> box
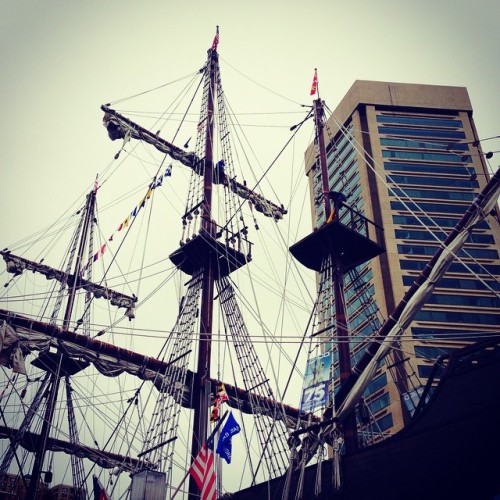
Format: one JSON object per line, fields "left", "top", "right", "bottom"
{"left": 207, "top": 410, "right": 229, "bottom": 442}
{"left": 171, "top": 411, "right": 229, "bottom": 499}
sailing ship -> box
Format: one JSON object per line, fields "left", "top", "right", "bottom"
{"left": 1, "top": 28, "right": 500, "bottom": 500}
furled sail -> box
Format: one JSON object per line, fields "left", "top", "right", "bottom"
{"left": 102, "top": 106, "right": 287, "bottom": 220}
{"left": 1, "top": 251, "right": 137, "bottom": 319}
{"left": 0, "top": 309, "right": 309, "bottom": 427}
{"left": 0, "top": 425, "right": 143, "bottom": 472}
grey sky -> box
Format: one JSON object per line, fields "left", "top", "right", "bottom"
{"left": 1, "top": 1, "right": 498, "bottom": 246}
{"left": 0, "top": 1, "right": 499, "bottom": 493}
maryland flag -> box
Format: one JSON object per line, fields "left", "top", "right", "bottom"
{"left": 210, "top": 383, "right": 229, "bottom": 422}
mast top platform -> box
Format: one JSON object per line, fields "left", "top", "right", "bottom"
{"left": 31, "top": 351, "right": 90, "bottom": 377}
{"left": 169, "top": 232, "right": 249, "bottom": 279}
{"left": 289, "top": 218, "right": 384, "bottom": 273}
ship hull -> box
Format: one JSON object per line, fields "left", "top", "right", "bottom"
{"left": 232, "top": 339, "right": 500, "bottom": 500}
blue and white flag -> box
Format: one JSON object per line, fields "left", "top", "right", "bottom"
{"left": 216, "top": 412, "right": 241, "bottom": 464}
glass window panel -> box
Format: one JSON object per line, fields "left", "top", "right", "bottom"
{"left": 378, "top": 127, "right": 466, "bottom": 139}
{"left": 403, "top": 275, "right": 500, "bottom": 291}
{"left": 377, "top": 115, "right": 463, "bottom": 128}
{"left": 391, "top": 201, "right": 468, "bottom": 214}
{"left": 393, "top": 214, "right": 490, "bottom": 229}
{"left": 391, "top": 188, "right": 475, "bottom": 202}
{"left": 426, "top": 293, "right": 500, "bottom": 308}
{"left": 412, "top": 327, "right": 493, "bottom": 340}
{"left": 380, "top": 138, "right": 469, "bottom": 151}
{"left": 414, "top": 310, "right": 500, "bottom": 325}
{"left": 397, "top": 244, "right": 498, "bottom": 259}
{"left": 395, "top": 229, "right": 494, "bottom": 244}
{"left": 388, "top": 175, "right": 478, "bottom": 189}
{"left": 368, "top": 392, "right": 391, "bottom": 413}
{"left": 383, "top": 150, "right": 471, "bottom": 163}
{"left": 384, "top": 162, "right": 470, "bottom": 176}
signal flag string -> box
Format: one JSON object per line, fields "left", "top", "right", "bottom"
{"left": 84, "top": 165, "right": 173, "bottom": 270}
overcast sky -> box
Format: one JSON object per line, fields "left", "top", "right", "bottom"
{"left": 0, "top": 2, "right": 498, "bottom": 490}
{"left": 1, "top": 0, "right": 499, "bottom": 244}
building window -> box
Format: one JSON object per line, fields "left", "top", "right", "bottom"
{"left": 377, "top": 115, "right": 463, "bottom": 128}
{"left": 388, "top": 175, "right": 478, "bottom": 189}
{"left": 383, "top": 150, "right": 471, "bottom": 163}
{"left": 412, "top": 327, "right": 492, "bottom": 340}
{"left": 380, "top": 137, "right": 469, "bottom": 151}
{"left": 426, "top": 293, "right": 500, "bottom": 308}
{"left": 384, "top": 162, "right": 470, "bottom": 176}
{"left": 391, "top": 188, "right": 476, "bottom": 202}
{"left": 391, "top": 201, "right": 469, "bottom": 215}
{"left": 395, "top": 229, "right": 494, "bottom": 244}
{"left": 374, "top": 413, "right": 394, "bottom": 431}
{"left": 402, "top": 275, "right": 500, "bottom": 292}
{"left": 368, "top": 392, "right": 391, "bottom": 413}
{"left": 393, "top": 214, "right": 490, "bottom": 229}
{"left": 414, "top": 310, "right": 500, "bottom": 325}
{"left": 415, "top": 345, "right": 456, "bottom": 359}
{"left": 378, "top": 126, "right": 466, "bottom": 139}
{"left": 418, "top": 364, "right": 445, "bottom": 378}
{"left": 397, "top": 244, "right": 498, "bottom": 259}
{"left": 400, "top": 259, "right": 500, "bottom": 275}
{"left": 366, "top": 372, "right": 387, "bottom": 394}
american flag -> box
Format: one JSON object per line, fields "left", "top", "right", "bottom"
{"left": 189, "top": 443, "right": 216, "bottom": 500}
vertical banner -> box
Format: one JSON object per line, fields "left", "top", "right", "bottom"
{"left": 300, "top": 352, "right": 332, "bottom": 413}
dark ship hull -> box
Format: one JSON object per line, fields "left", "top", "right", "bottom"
{"left": 232, "top": 338, "right": 500, "bottom": 500}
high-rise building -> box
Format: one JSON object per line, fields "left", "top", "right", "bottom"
{"left": 303, "top": 80, "right": 500, "bottom": 440}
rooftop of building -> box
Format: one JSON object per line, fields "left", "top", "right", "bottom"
{"left": 305, "top": 79, "right": 473, "bottom": 165}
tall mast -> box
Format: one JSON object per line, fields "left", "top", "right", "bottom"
{"left": 98, "top": 28, "right": 291, "bottom": 492}
{"left": 191, "top": 44, "right": 217, "bottom": 459}
{"left": 290, "top": 80, "right": 384, "bottom": 455}
{"left": 314, "top": 96, "right": 357, "bottom": 452}
{"left": 313, "top": 98, "right": 332, "bottom": 219}
{"left": 187, "top": 34, "right": 218, "bottom": 499}
{"left": 26, "top": 189, "right": 96, "bottom": 499}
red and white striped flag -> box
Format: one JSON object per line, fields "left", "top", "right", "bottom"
{"left": 189, "top": 443, "right": 216, "bottom": 500}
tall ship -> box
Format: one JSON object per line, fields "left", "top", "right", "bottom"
{"left": 1, "top": 29, "right": 499, "bottom": 499}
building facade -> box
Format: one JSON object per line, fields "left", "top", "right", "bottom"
{"left": 304, "top": 80, "right": 500, "bottom": 440}
{"left": 0, "top": 472, "right": 75, "bottom": 499}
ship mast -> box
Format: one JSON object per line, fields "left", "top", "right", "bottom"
{"left": 191, "top": 42, "right": 217, "bottom": 477}
{"left": 25, "top": 188, "right": 97, "bottom": 499}
{"left": 0, "top": 182, "right": 138, "bottom": 497}
{"left": 312, "top": 97, "right": 357, "bottom": 452}
{"left": 95, "top": 28, "right": 293, "bottom": 494}
{"left": 290, "top": 79, "right": 385, "bottom": 455}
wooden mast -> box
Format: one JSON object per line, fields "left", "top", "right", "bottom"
{"left": 312, "top": 94, "right": 357, "bottom": 453}
{"left": 25, "top": 189, "right": 96, "bottom": 499}
{"left": 188, "top": 36, "right": 218, "bottom": 499}
{"left": 291, "top": 77, "right": 384, "bottom": 455}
